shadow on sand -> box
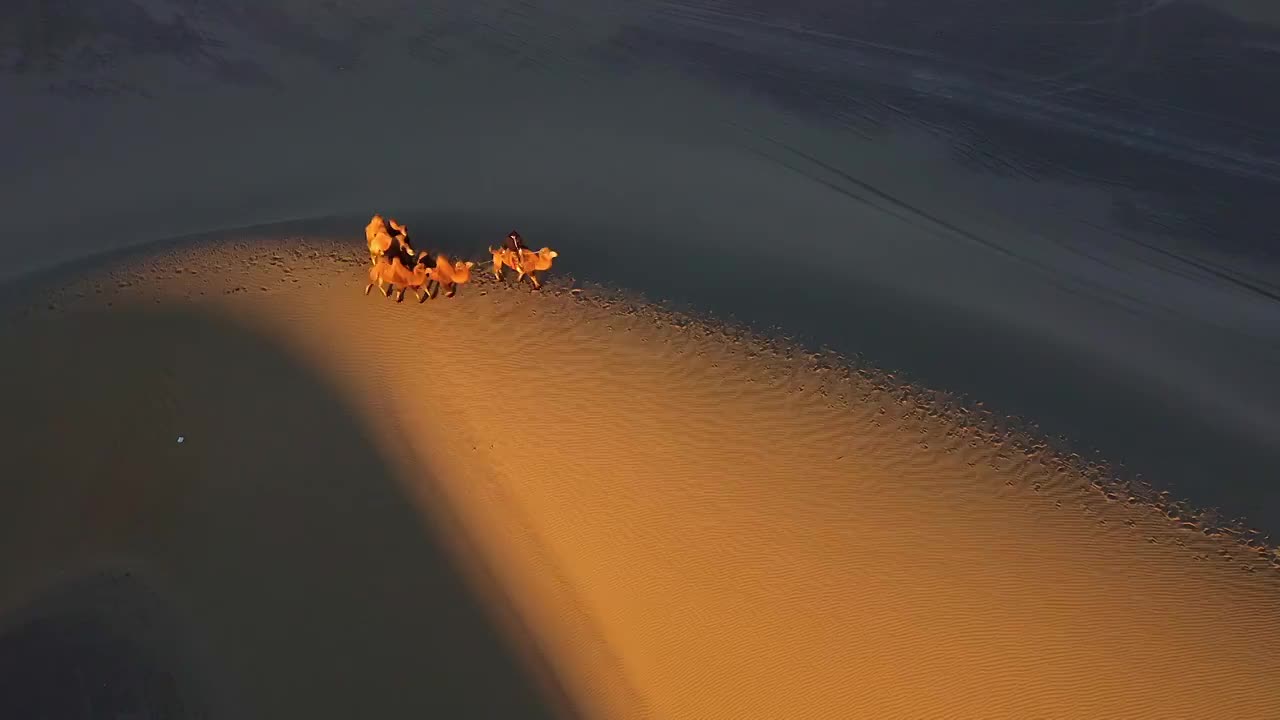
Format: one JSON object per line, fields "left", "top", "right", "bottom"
{"left": 0, "top": 302, "right": 570, "bottom": 720}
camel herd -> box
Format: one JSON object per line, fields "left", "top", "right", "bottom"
{"left": 363, "top": 214, "right": 560, "bottom": 303}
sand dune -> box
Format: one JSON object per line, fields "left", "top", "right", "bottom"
{"left": 1, "top": 232, "right": 1278, "bottom": 719}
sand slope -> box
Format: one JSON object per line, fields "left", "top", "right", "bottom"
{"left": 1, "top": 234, "right": 1278, "bottom": 719}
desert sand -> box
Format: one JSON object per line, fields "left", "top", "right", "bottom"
{"left": 0, "top": 230, "right": 1277, "bottom": 719}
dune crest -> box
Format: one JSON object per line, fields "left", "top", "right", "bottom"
{"left": 4, "top": 234, "right": 1279, "bottom": 719}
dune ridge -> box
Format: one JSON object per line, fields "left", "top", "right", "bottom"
{"left": 12, "top": 230, "right": 1277, "bottom": 560}
{"left": 2, "top": 232, "right": 1279, "bottom": 718}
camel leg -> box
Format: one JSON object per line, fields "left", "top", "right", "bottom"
{"left": 444, "top": 282, "right": 456, "bottom": 298}
{"left": 530, "top": 273, "right": 541, "bottom": 290}
{"left": 396, "top": 287, "right": 406, "bottom": 303}
{"left": 364, "top": 283, "right": 373, "bottom": 295}
{"left": 417, "top": 287, "right": 428, "bottom": 303}
{"left": 380, "top": 281, "right": 392, "bottom": 297}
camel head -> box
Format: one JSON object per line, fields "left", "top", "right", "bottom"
{"left": 365, "top": 214, "right": 389, "bottom": 243}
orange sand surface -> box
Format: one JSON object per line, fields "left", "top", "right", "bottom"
{"left": 1, "top": 236, "right": 1277, "bottom": 719}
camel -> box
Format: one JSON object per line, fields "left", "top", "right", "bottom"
{"left": 425, "top": 255, "right": 475, "bottom": 299}
{"left": 488, "top": 246, "right": 559, "bottom": 289}
{"left": 365, "top": 214, "right": 415, "bottom": 267}
{"left": 365, "top": 251, "right": 432, "bottom": 303}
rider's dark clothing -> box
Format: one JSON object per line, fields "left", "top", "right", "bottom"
{"left": 502, "top": 231, "right": 528, "bottom": 253}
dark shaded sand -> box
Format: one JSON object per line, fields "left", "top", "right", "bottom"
{"left": 0, "top": 232, "right": 1277, "bottom": 718}
{"left": 0, "top": 299, "right": 569, "bottom": 719}
{"left": 0, "top": 573, "right": 189, "bottom": 718}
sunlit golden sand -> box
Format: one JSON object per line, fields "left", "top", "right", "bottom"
{"left": 1, "top": 235, "right": 1277, "bottom": 719}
